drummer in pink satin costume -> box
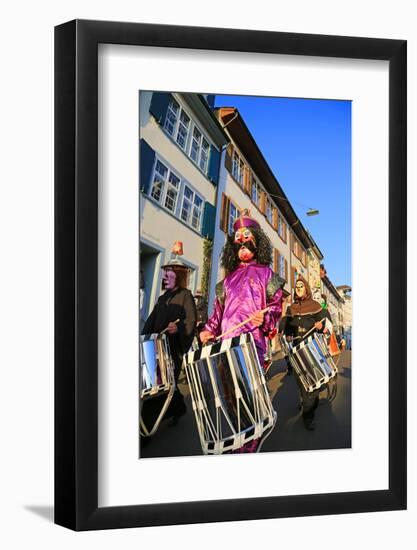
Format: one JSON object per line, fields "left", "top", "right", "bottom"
{"left": 200, "top": 209, "right": 284, "bottom": 369}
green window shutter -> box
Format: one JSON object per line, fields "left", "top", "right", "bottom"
{"left": 208, "top": 145, "right": 220, "bottom": 185}
{"left": 201, "top": 202, "right": 216, "bottom": 240}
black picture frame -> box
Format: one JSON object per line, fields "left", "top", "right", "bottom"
{"left": 55, "top": 19, "right": 407, "bottom": 531}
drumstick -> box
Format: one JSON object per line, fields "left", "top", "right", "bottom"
{"left": 160, "top": 318, "right": 180, "bottom": 335}
{"left": 215, "top": 307, "right": 270, "bottom": 341}
{"left": 300, "top": 318, "right": 327, "bottom": 340}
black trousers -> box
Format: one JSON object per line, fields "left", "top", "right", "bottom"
{"left": 295, "top": 374, "right": 319, "bottom": 420}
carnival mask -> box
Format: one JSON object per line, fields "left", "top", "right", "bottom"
{"left": 295, "top": 281, "right": 306, "bottom": 298}
{"left": 234, "top": 227, "right": 256, "bottom": 247}
{"left": 162, "top": 268, "right": 177, "bottom": 290}
{"left": 238, "top": 245, "right": 255, "bottom": 262}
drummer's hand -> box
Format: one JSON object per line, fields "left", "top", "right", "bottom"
{"left": 166, "top": 322, "right": 178, "bottom": 334}
{"left": 323, "top": 327, "right": 329, "bottom": 334}
{"left": 200, "top": 330, "right": 214, "bottom": 345}
{"left": 252, "top": 310, "right": 264, "bottom": 327}
{"left": 314, "top": 321, "right": 323, "bottom": 331}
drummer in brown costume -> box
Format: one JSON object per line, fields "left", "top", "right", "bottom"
{"left": 281, "top": 275, "right": 327, "bottom": 430}
{"left": 142, "top": 254, "right": 197, "bottom": 427}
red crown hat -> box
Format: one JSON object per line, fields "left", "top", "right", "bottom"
{"left": 232, "top": 209, "right": 260, "bottom": 232}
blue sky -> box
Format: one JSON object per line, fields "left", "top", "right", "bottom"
{"left": 214, "top": 95, "right": 351, "bottom": 287}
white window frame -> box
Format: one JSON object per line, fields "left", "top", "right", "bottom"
{"left": 163, "top": 98, "right": 180, "bottom": 137}
{"left": 266, "top": 197, "right": 273, "bottom": 225}
{"left": 227, "top": 202, "right": 240, "bottom": 235}
{"left": 176, "top": 109, "right": 191, "bottom": 150}
{"left": 164, "top": 171, "right": 180, "bottom": 213}
{"left": 149, "top": 159, "right": 181, "bottom": 214}
{"left": 232, "top": 151, "right": 244, "bottom": 186}
{"left": 278, "top": 254, "right": 286, "bottom": 279}
{"left": 149, "top": 157, "right": 206, "bottom": 233}
{"left": 278, "top": 214, "right": 287, "bottom": 241}
{"left": 179, "top": 183, "right": 204, "bottom": 232}
{"left": 149, "top": 159, "right": 169, "bottom": 204}
{"left": 251, "top": 177, "right": 259, "bottom": 206}
{"left": 163, "top": 98, "right": 212, "bottom": 175}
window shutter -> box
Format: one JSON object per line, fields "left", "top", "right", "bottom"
{"left": 149, "top": 92, "right": 172, "bottom": 125}
{"left": 272, "top": 207, "right": 278, "bottom": 230}
{"left": 220, "top": 193, "right": 230, "bottom": 233}
{"left": 201, "top": 202, "right": 216, "bottom": 240}
{"left": 243, "top": 166, "right": 251, "bottom": 196}
{"left": 285, "top": 259, "right": 288, "bottom": 281}
{"left": 260, "top": 191, "right": 266, "bottom": 214}
{"left": 139, "top": 139, "right": 155, "bottom": 194}
{"left": 283, "top": 221, "right": 287, "bottom": 242}
{"left": 273, "top": 249, "right": 279, "bottom": 272}
{"left": 207, "top": 145, "right": 220, "bottom": 185}
{"left": 224, "top": 143, "right": 233, "bottom": 173}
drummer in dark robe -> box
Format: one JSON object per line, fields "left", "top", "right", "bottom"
{"left": 142, "top": 248, "right": 197, "bottom": 427}
{"left": 281, "top": 275, "right": 327, "bottom": 430}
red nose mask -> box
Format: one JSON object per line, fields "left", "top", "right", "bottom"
{"left": 234, "top": 228, "right": 256, "bottom": 247}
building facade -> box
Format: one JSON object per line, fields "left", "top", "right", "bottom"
{"left": 139, "top": 92, "right": 228, "bottom": 320}
{"left": 320, "top": 264, "right": 345, "bottom": 334}
{"left": 337, "top": 285, "right": 352, "bottom": 348}
{"left": 209, "top": 107, "right": 294, "bottom": 311}
{"left": 208, "top": 106, "right": 320, "bottom": 317}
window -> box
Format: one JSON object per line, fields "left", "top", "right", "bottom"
{"left": 200, "top": 138, "right": 210, "bottom": 172}
{"left": 191, "top": 194, "right": 203, "bottom": 230}
{"left": 149, "top": 158, "right": 204, "bottom": 231}
{"left": 278, "top": 214, "right": 287, "bottom": 242}
{"left": 181, "top": 185, "right": 204, "bottom": 231}
{"left": 232, "top": 151, "right": 244, "bottom": 185}
{"left": 163, "top": 99, "right": 211, "bottom": 175}
{"left": 228, "top": 202, "right": 239, "bottom": 235}
{"left": 150, "top": 160, "right": 179, "bottom": 214}
{"left": 190, "top": 127, "right": 210, "bottom": 173}
{"left": 164, "top": 99, "right": 180, "bottom": 136}
{"left": 176, "top": 110, "right": 190, "bottom": 150}
{"left": 164, "top": 172, "right": 180, "bottom": 212}
{"left": 265, "top": 197, "right": 273, "bottom": 225}
{"left": 251, "top": 177, "right": 260, "bottom": 206}
{"left": 190, "top": 126, "right": 202, "bottom": 162}
{"left": 274, "top": 249, "right": 287, "bottom": 280}
{"left": 279, "top": 254, "right": 286, "bottom": 279}
{"left": 292, "top": 235, "right": 306, "bottom": 265}
{"left": 150, "top": 160, "right": 168, "bottom": 202}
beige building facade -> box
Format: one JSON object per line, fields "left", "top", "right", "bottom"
{"left": 139, "top": 92, "right": 228, "bottom": 320}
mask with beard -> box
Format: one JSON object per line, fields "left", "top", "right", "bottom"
{"left": 233, "top": 240, "right": 257, "bottom": 263}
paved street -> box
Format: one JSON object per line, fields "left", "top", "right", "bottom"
{"left": 140, "top": 351, "right": 351, "bottom": 458}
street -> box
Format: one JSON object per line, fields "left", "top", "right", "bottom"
{"left": 140, "top": 351, "right": 351, "bottom": 458}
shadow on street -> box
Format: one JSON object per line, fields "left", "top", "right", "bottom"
{"left": 140, "top": 351, "right": 351, "bottom": 459}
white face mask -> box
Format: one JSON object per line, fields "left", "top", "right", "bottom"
{"left": 295, "top": 283, "right": 306, "bottom": 298}
{"left": 162, "top": 269, "right": 177, "bottom": 290}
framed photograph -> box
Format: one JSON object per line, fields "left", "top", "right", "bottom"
{"left": 55, "top": 20, "right": 406, "bottom": 530}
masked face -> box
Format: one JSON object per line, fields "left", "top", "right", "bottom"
{"left": 238, "top": 245, "right": 255, "bottom": 262}
{"left": 234, "top": 227, "right": 256, "bottom": 263}
{"left": 295, "top": 281, "right": 306, "bottom": 298}
{"left": 234, "top": 227, "right": 256, "bottom": 247}
{"left": 162, "top": 269, "right": 177, "bottom": 290}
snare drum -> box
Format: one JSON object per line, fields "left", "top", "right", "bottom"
{"left": 140, "top": 333, "right": 175, "bottom": 437}
{"left": 286, "top": 333, "right": 337, "bottom": 393}
{"left": 184, "top": 333, "right": 276, "bottom": 455}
